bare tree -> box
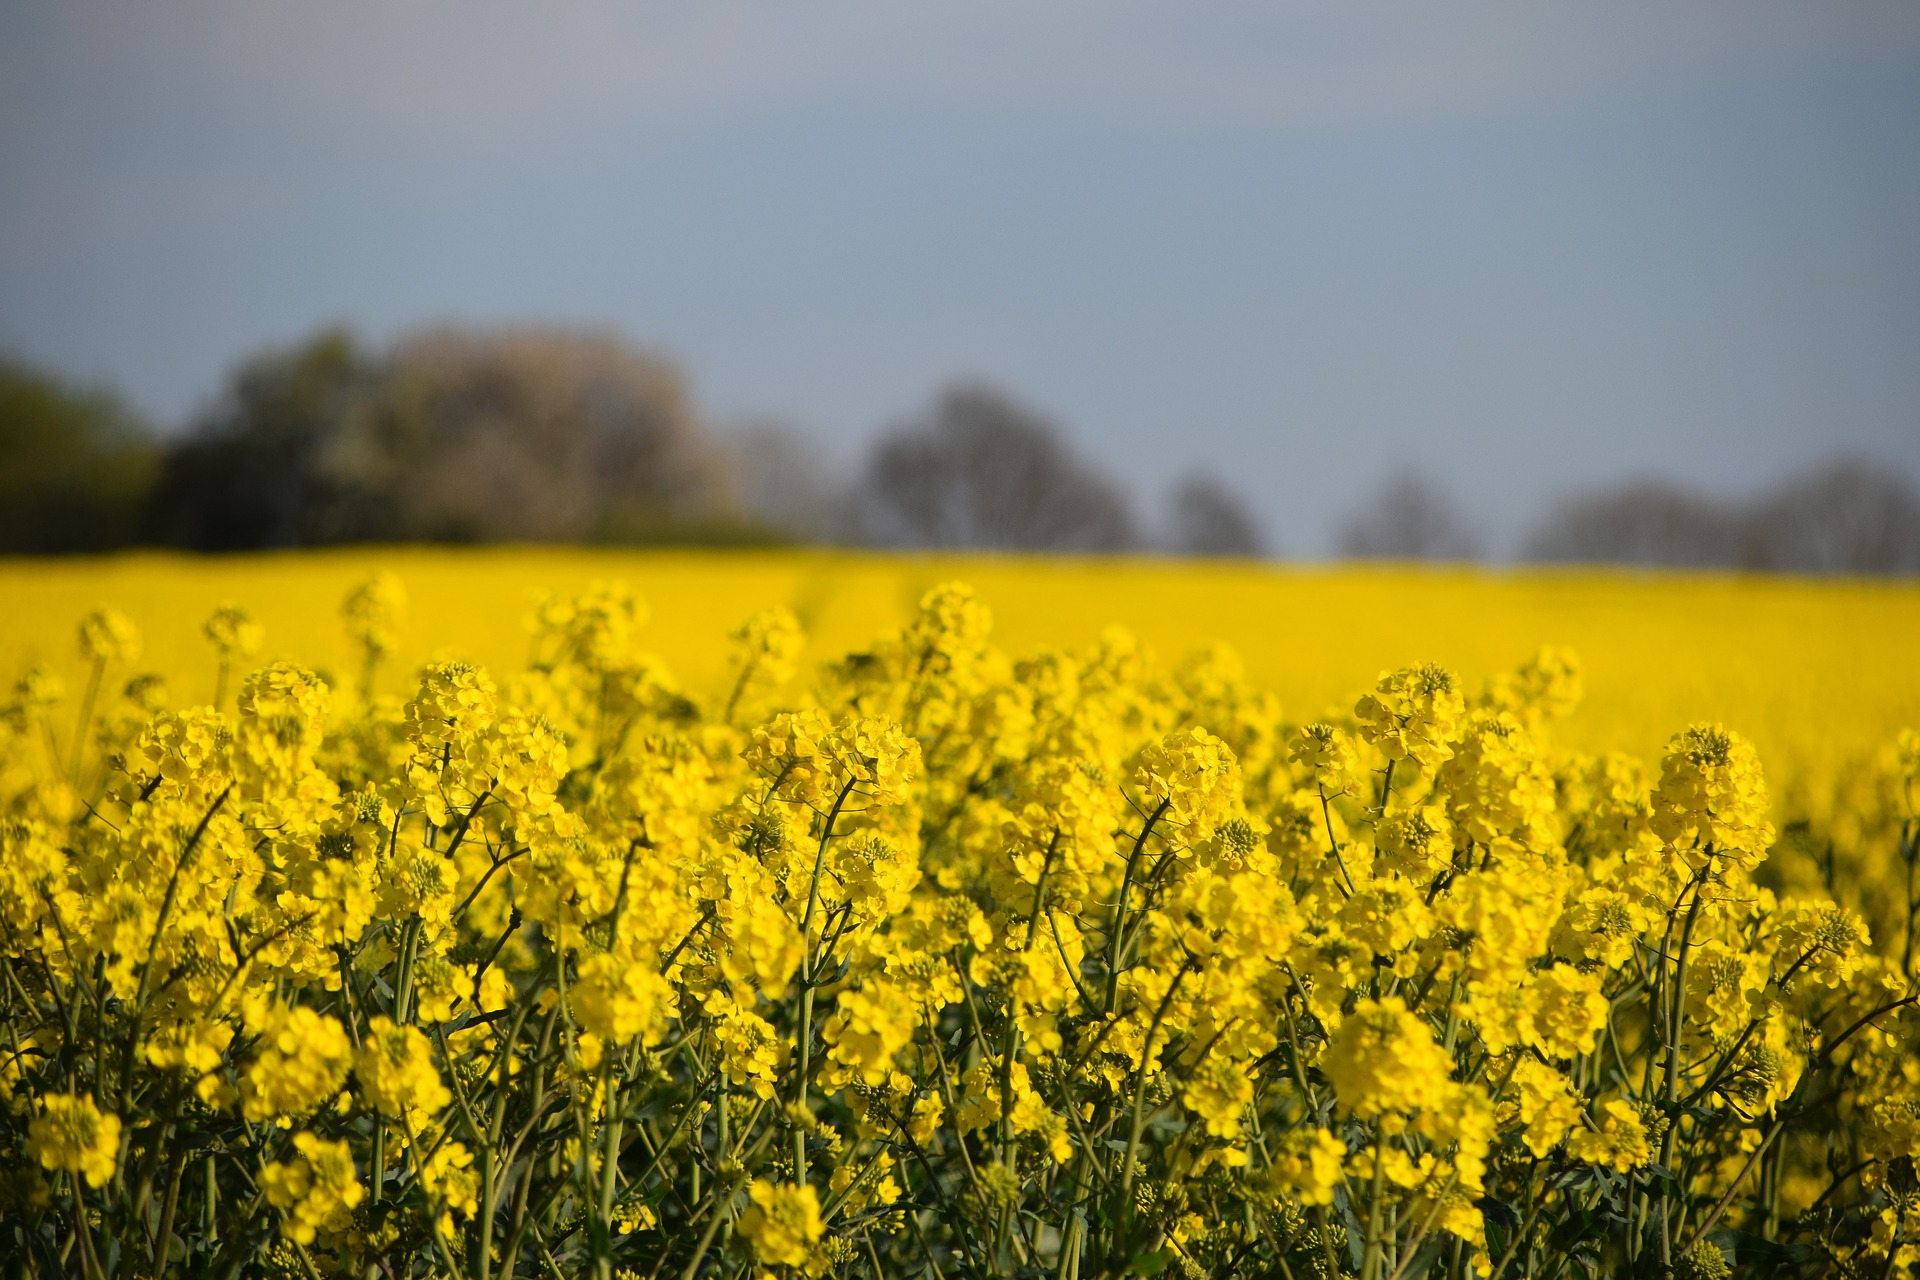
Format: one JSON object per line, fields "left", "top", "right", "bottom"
{"left": 1522, "top": 480, "right": 1744, "bottom": 567}
{"left": 1745, "top": 460, "right": 1920, "bottom": 572}
{"left": 857, "top": 383, "right": 1137, "bottom": 551}
{"left": 1337, "top": 471, "right": 1484, "bottom": 560}
{"left": 1168, "top": 473, "right": 1267, "bottom": 557}
{"left": 728, "top": 422, "right": 853, "bottom": 543}
{"left": 1523, "top": 459, "right": 1920, "bottom": 573}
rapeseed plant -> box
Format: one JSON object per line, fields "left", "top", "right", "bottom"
{"left": 0, "top": 576, "right": 1916, "bottom": 1279}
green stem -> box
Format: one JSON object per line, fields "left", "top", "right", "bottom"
{"left": 1104, "top": 801, "right": 1170, "bottom": 1015}
{"left": 793, "top": 777, "right": 860, "bottom": 1184}
{"left": 1115, "top": 962, "right": 1191, "bottom": 1257}
{"left": 394, "top": 916, "right": 422, "bottom": 1023}
{"left": 1360, "top": 1135, "right": 1391, "bottom": 1280}
{"left": 722, "top": 655, "right": 759, "bottom": 725}
{"left": 68, "top": 656, "right": 104, "bottom": 783}
{"left": 1657, "top": 867, "right": 1709, "bottom": 1266}
{"left": 153, "top": 1144, "right": 187, "bottom": 1277}
{"left": 595, "top": 1056, "right": 626, "bottom": 1280}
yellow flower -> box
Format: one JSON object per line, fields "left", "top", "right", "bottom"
{"left": 232, "top": 660, "right": 332, "bottom": 800}
{"left": 707, "top": 997, "right": 786, "bottom": 1099}
{"left": 1269, "top": 1127, "right": 1346, "bottom": 1206}
{"left": 419, "top": 1136, "right": 479, "bottom": 1230}
{"left": 1525, "top": 964, "right": 1610, "bottom": 1060}
{"left": 821, "top": 981, "right": 918, "bottom": 1088}
{"left": 262, "top": 1131, "right": 364, "bottom": 1244}
{"left": 1503, "top": 1058, "right": 1582, "bottom": 1157}
{"left": 14, "top": 664, "right": 64, "bottom": 711}
{"left": 122, "top": 672, "right": 169, "bottom": 713}
{"left": 907, "top": 1090, "right": 945, "bottom": 1144}
{"left": 78, "top": 607, "right": 142, "bottom": 666}
{"left": 744, "top": 711, "right": 921, "bottom": 808}
{"left": 146, "top": 1017, "right": 233, "bottom": 1086}
{"left": 342, "top": 572, "right": 407, "bottom": 658}
{"left": 1290, "top": 722, "right": 1360, "bottom": 794}
{"left": 242, "top": 1003, "right": 354, "bottom": 1121}
{"left": 744, "top": 708, "right": 835, "bottom": 802}
{"left": 570, "top": 951, "right": 673, "bottom": 1046}
{"left": 1379, "top": 803, "right": 1455, "bottom": 883}
{"left": 136, "top": 706, "right": 234, "bottom": 799}
{"left": 1650, "top": 723, "right": 1774, "bottom": 869}
{"left": 1435, "top": 869, "right": 1557, "bottom": 989}
{"left": 203, "top": 602, "right": 264, "bottom": 659}
{"left": 376, "top": 840, "right": 459, "bottom": 930}
{"left": 902, "top": 581, "right": 993, "bottom": 675}
{"left": 1436, "top": 709, "right": 1555, "bottom": 845}
{"left": 355, "top": 1016, "right": 451, "bottom": 1122}
{"left": 741, "top": 1179, "right": 824, "bottom": 1271}
{"left": 7, "top": 570, "right": 1919, "bottom": 1276}
{"left": 728, "top": 607, "right": 806, "bottom": 707}
{"left": 829, "top": 1151, "right": 901, "bottom": 1217}
{"left": 1771, "top": 901, "right": 1871, "bottom": 988}
{"left": 1354, "top": 663, "right": 1464, "bottom": 768}
{"left": 1482, "top": 646, "right": 1583, "bottom": 723}
{"left": 825, "top": 715, "right": 922, "bottom": 807}
{"left": 1554, "top": 886, "right": 1652, "bottom": 968}
{"left": 1567, "top": 1098, "right": 1652, "bottom": 1172}
{"left": 405, "top": 660, "right": 498, "bottom": 753}
{"left": 1677, "top": 1241, "right": 1731, "bottom": 1280}
{"left": 533, "top": 579, "right": 648, "bottom": 672}
{"left": 27, "top": 1094, "right": 121, "bottom": 1188}
{"left": 1182, "top": 1053, "right": 1255, "bottom": 1139}
{"left": 1324, "top": 997, "right": 1455, "bottom": 1119}
{"left": 1137, "top": 726, "right": 1242, "bottom": 841}
{"left": 476, "top": 712, "right": 570, "bottom": 817}
{"left": 717, "top": 885, "right": 804, "bottom": 998}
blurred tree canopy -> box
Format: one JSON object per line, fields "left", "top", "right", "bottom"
{"left": 856, "top": 383, "right": 1138, "bottom": 551}
{"left": 1336, "top": 471, "right": 1485, "bottom": 561}
{"left": 1524, "top": 460, "right": 1920, "bottom": 573}
{"left": 148, "top": 328, "right": 747, "bottom": 549}
{"left": 0, "top": 357, "right": 157, "bottom": 553}
{"left": 1167, "top": 473, "right": 1267, "bottom": 557}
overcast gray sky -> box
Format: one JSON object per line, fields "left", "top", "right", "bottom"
{"left": 3, "top": 1, "right": 1918, "bottom": 553}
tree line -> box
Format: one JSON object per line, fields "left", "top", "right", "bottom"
{"left": 1335, "top": 465, "right": 1920, "bottom": 573}
{"left": 3, "top": 326, "right": 1915, "bottom": 571}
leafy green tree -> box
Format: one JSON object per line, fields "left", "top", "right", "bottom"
{"left": 145, "top": 329, "right": 375, "bottom": 549}
{"left": 0, "top": 356, "right": 157, "bottom": 553}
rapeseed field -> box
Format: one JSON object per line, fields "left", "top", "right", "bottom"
{"left": 1, "top": 552, "right": 1917, "bottom": 1279}
{"left": 4, "top": 548, "right": 1915, "bottom": 767}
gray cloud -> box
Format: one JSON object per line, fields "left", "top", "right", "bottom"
{"left": 9, "top": 1, "right": 1920, "bottom": 265}
{"left": 9, "top": 1, "right": 1920, "bottom": 144}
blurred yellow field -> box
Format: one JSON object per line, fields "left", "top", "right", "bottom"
{"left": 3, "top": 547, "right": 1915, "bottom": 776}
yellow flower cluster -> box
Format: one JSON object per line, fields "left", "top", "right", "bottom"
{"left": 262, "top": 1131, "right": 365, "bottom": 1244}
{"left": 26, "top": 1094, "right": 121, "bottom": 1189}
{"left": 0, "top": 576, "right": 1915, "bottom": 1280}
{"left": 742, "top": 1179, "right": 826, "bottom": 1272}
{"left": 240, "top": 1002, "right": 354, "bottom": 1121}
